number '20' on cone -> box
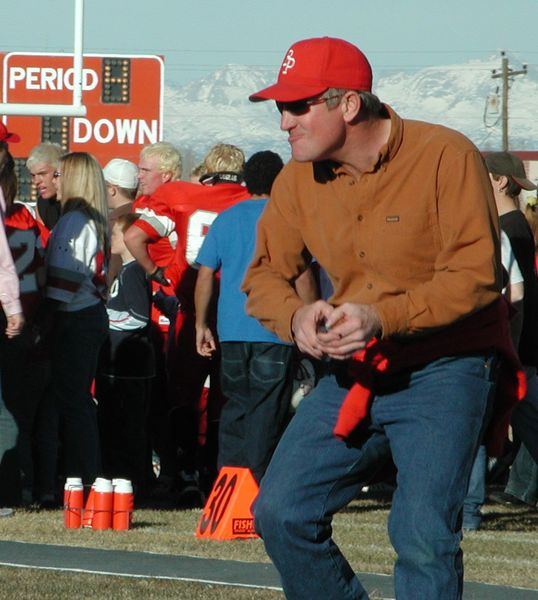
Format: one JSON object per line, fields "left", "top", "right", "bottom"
{"left": 195, "top": 467, "right": 259, "bottom": 540}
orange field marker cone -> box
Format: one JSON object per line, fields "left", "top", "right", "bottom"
{"left": 195, "top": 466, "right": 259, "bottom": 540}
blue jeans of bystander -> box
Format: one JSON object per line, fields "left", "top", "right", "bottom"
{"left": 219, "top": 342, "right": 293, "bottom": 483}
{"left": 505, "top": 443, "right": 538, "bottom": 506}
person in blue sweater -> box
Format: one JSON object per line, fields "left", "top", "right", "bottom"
{"left": 194, "top": 151, "right": 297, "bottom": 483}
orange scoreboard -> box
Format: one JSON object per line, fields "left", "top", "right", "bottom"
{"left": 0, "top": 52, "right": 163, "bottom": 200}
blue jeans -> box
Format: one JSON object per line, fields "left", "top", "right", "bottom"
{"left": 219, "top": 342, "right": 293, "bottom": 483}
{"left": 505, "top": 443, "right": 538, "bottom": 506}
{"left": 254, "top": 353, "right": 497, "bottom": 600}
{"left": 465, "top": 366, "right": 538, "bottom": 520}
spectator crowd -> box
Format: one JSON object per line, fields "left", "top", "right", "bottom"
{"left": 0, "top": 129, "right": 318, "bottom": 511}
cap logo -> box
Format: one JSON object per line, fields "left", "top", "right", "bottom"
{"left": 281, "top": 49, "right": 296, "bottom": 75}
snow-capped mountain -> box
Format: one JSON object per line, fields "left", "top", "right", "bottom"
{"left": 377, "top": 56, "right": 538, "bottom": 152}
{"left": 163, "top": 55, "right": 538, "bottom": 162}
{"left": 163, "top": 65, "right": 288, "bottom": 160}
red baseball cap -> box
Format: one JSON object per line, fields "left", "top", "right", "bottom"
{"left": 0, "top": 121, "right": 20, "bottom": 143}
{"left": 249, "top": 37, "right": 373, "bottom": 102}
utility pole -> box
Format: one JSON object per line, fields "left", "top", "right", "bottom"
{"left": 491, "top": 51, "right": 528, "bottom": 151}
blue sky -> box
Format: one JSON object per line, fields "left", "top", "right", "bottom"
{"left": 1, "top": 0, "right": 536, "bottom": 87}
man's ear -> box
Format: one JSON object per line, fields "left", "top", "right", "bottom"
{"left": 341, "top": 92, "right": 361, "bottom": 123}
{"left": 161, "top": 171, "right": 173, "bottom": 184}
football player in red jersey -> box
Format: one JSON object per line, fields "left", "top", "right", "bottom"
{"left": 133, "top": 142, "right": 183, "bottom": 333}
{"left": 125, "top": 143, "right": 250, "bottom": 504}
{"left": 131, "top": 142, "right": 183, "bottom": 497}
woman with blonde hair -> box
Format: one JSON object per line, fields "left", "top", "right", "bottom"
{"left": 37, "top": 152, "right": 109, "bottom": 498}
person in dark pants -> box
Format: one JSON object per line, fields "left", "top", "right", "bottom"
{"left": 485, "top": 152, "right": 538, "bottom": 507}
{"left": 36, "top": 152, "right": 109, "bottom": 497}
{"left": 195, "top": 151, "right": 300, "bottom": 483}
{"left": 0, "top": 153, "right": 25, "bottom": 511}
{"left": 97, "top": 213, "right": 154, "bottom": 495}
{"left": 1, "top": 148, "right": 54, "bottom": 506}
{"left": 126, "top": 143, "right": 250, "bottom": 503}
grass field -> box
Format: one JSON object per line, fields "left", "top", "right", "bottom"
{"left": 0, "top": 493, "right": 537, "bottom": 599}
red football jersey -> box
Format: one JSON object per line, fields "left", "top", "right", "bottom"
{"left": 4, "top": 203, "right": 44, "bottom": 318}
{"left": 133, "top": 180, "right": 250, "bottom": 308}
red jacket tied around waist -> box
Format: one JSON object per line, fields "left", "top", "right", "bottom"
{"left": 334, "top": 299, "right": 526, "bottom": 457}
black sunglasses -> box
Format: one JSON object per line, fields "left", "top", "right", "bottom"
{"left": 276, "top": 94, "right": 342, "bottom": 116}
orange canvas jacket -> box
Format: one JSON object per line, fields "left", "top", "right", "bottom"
{"left": 242, "top": 105, "right": 501, "bottom": 341}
